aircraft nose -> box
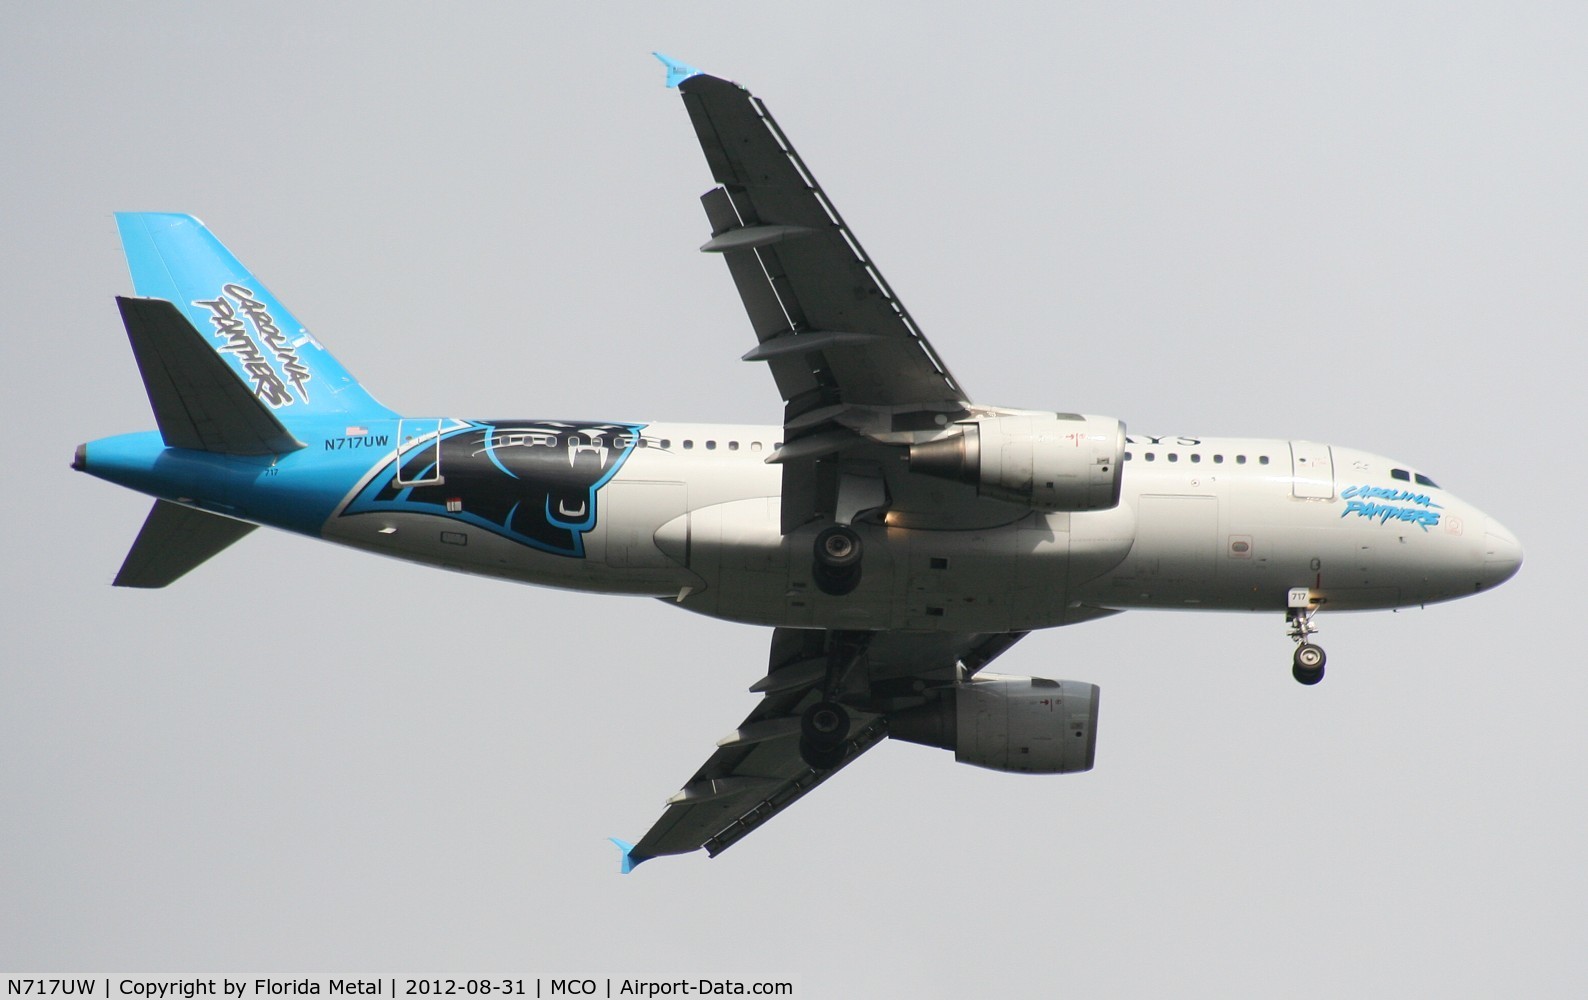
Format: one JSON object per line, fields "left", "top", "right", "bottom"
{"left": 1483, "top": 518, "right": 1523, "bottom": 588}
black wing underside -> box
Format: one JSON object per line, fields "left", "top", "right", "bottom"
{"left": 625, "top": 628, "right": 1025, "bottom": 866}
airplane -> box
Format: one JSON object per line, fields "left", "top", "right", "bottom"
{"left": 75, "top": 55, "right": 1522, "bottom": 872}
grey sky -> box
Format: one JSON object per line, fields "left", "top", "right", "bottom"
{"left": 4, "top": 3, "right": 1582, "bottom": 995}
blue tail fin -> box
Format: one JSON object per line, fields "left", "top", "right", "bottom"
{"left": 114, "top": 213, "right": 395, "bottom": 421}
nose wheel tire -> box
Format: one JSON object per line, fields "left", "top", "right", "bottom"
{"left": 1286, "top": 602, "right": 1326, "bottom": 685}
{"left": 1292, "top": 643, "right": 1326, "bottom": 685}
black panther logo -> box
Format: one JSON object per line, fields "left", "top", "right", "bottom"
{"left": 342, "top": 419, "right": 645, "bottom": 556}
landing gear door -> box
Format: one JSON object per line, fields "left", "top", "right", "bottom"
{"left": 395, "top": 418, "right": 445, "bottom": 487}
{"left": 1290, "top": 441, "right": 1334, "bottom": 499}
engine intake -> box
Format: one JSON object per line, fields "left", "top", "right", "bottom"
{"left": 889, "top": 673, "right": 1100, "bottom": 774}
{"left": 909, "top": 413, "right": 1125, "bottom": 512}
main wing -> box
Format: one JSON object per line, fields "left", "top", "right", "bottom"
{"left": 616, "top": 627, "right": 1025, "bottom": 870}
{"left": 666, "top": 61, "right": 997, "bottom": 531}
{"left": 672, "top": 69, "right": 969, "bottom": 423}
{"left": 625, "top": 60, "right": 1042, "bottom": 870}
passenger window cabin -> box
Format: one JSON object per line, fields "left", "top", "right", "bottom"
{"left": 1120, "top": 448, "right": 1275, "bottom": 468}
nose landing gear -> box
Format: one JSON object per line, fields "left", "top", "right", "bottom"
{"left": 1292, "top": 640, "right": 1326, "bottom": 685}
{"left": 1287, "top": 596, "right": 1326, "bottom": 685}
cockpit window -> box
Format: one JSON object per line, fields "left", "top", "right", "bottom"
{"left": 1390, "top": 467, "right": 1439, "bottom": 488}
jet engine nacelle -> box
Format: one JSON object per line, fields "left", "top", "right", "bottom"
{"left": 888, "top": 673, "right": 1100, "bottom": 774}
{"left": 908, "top": 413, "right": 1125, "bottom": 512}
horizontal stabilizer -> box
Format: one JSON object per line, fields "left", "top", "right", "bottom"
{"left": 117, "top": 296, "right": 305, "bottom": 456}
{"left": 114, "top": 499, "right": 256, "bottom": 588}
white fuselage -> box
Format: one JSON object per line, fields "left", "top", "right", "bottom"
{"left": 319, "top": 422, "right": 1521, "bottom": 634}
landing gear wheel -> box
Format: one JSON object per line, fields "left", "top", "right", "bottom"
{"left": 1293, "top": 643, "right": 1326, "bottom": 670}
{"left": 814, "top": 565, "right": 860, "bottom": 596}
{"left": 813, "top": 525, "right": 863, "bottom": 596}
{"left": 814, "top": 526, "right": 862, "bottom": 569}
{"left": 799, "top": 701, "right": 850, "bottom": 769}
{"left": 1285, "top": 602, "right": 1326, "bottom": 686}
{"left": 1292, "top": 643, "right": 1326, "bottom": 685}
{"left": 799, "top": 737, "right": 846, "bottom": 770}
{"left": 1292, "top": 661, "right": 1326, "bottom": 686}
{"left": 801, "top": 700, "right": 850, "bottom": 746}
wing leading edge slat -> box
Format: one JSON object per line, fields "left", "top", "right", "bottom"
{"left": 677, "top": 73, "right": 969, "bottom": 421}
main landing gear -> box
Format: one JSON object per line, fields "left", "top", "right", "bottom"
{"left": 1287, "top": 604, "right": 1327, "bottom": 686}
{"left": 799, "top": 700, "right": 850, "bottom": 770}
{"left": 797, "top": 633, "right": 865, "bottom": 770}
{"left": 801, "top": 525, "right": 867, "bottom": 767}
{"left": 812, "top": 524, "right": 862, "bottom": 596}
